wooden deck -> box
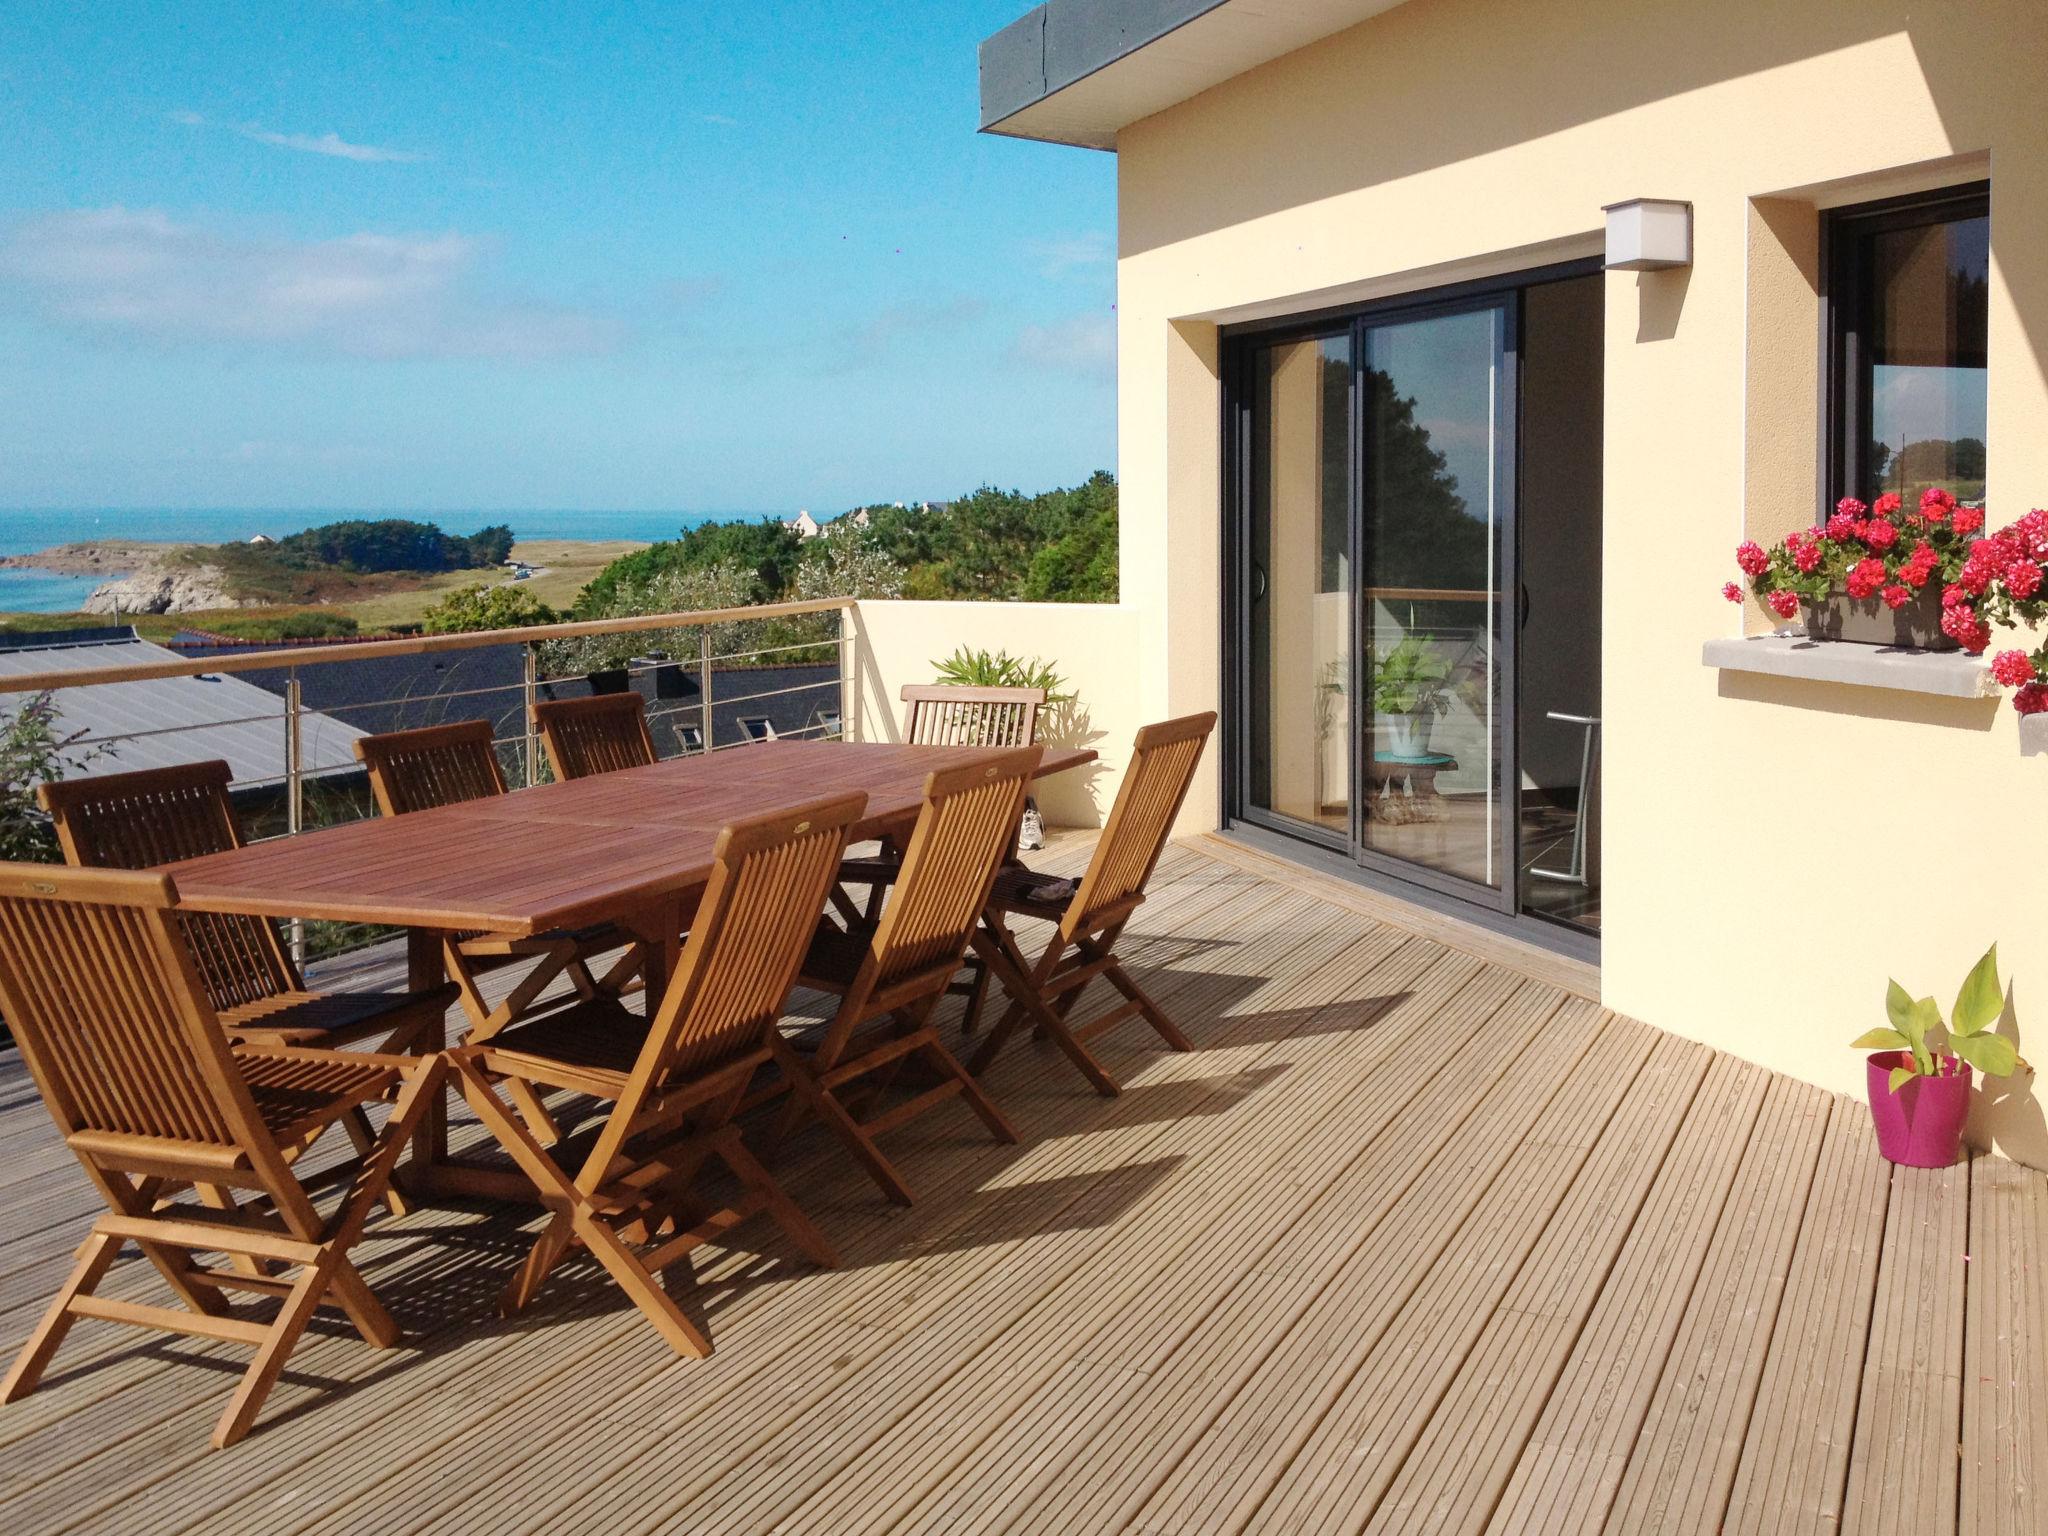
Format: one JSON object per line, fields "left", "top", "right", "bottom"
{"left": 0, "top": 834, "right": 2042, "bottom": 1534}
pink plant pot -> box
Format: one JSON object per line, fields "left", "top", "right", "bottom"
{"left": 1865, "top": 1050, "right": 1974, "bottom": 1168}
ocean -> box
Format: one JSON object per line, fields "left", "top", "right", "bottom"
{"left": 0, "top": 507, "right": 756, "bottom": 614}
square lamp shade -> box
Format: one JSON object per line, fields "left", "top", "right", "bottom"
{"left": 1603, "top": 198, "right": 1692, "bottom": 270}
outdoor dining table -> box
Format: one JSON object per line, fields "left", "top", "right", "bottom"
{"left": 164, "top": 738, "right": 1095, "bottom": 1199}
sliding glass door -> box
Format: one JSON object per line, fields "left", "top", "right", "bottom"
{"left": 1227, "top": 266, "right": 1602, "bottom": 952}
{"left": 1357, "top": 303, "right": 1509, "bottom": 894}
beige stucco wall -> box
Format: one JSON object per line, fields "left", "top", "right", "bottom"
{"left": 1110, "top": 0, "right": 2048, "bottom": 1164}
{"left": 847, "top": 599, "right": 1142, "bottom": 829}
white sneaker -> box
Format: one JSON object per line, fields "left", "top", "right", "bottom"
{"left": 1018, "top": 805, "right": 1045, "bottom": 852}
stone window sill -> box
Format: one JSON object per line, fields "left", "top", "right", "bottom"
{"left": 1701, "top": 632, "right": 1995, "bottom": 699}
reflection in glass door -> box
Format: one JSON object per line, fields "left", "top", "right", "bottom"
{"left": 1357, "top": 305, "right": 1507, "bottom": 892}
{"left": 1245, "top": 333, "right": 1351, "bottom": 840}
{"left": 1228, "top": 266, "right": 1603, "bottom": 953}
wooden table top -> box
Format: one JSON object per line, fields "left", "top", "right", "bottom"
{"left": 167, "top": 740, "right": 1096, "bottom": 937}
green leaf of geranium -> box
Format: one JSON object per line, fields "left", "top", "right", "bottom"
{"left": 1850, "top": 1028, "right": 1910, "bottom": 1052}
{"left": 1952, "top": 945, "right": 2003, "bottom": 1037}
{"left": 1951, "top": 1032, "right": 2018, "bottom": 1079}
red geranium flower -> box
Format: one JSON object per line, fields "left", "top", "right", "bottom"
{"left": 1766, "top": 589, "right": 1800, "bottom": 620}
{"left": 1837, "top": 496, "right": 1869, "bottom": 519}
{"left": 1722, "top": 581, "right": 1744, "bottom": 603}
{"left": 1879, "top": 584, "right": 1910, "bottom": 610}
{"left": 1735, "top": 540, "right": 1769, "bottom": 577}
{"left": 1862, "top": 519, "right": 1899, "bottom": 552}
{"left": 1952, "top": 506, "right": 1985, "bottom": 534}
{"left": 1845, "top": 557, "right": 1887, "bottom": 600}
{"left": 1921, "top": 487, "right": 1957, "bottom": 517}
{"left": 1824, "top": 509, "right": 1861, "bottom": 542}
{"left": 1940, "top": 602, "right": 1991, "bottom": 653}
{"left": 2015, "top": 683, "right": 2048, "bottom": 715}
{"left": 1991, "top": 650, "right": 2037, "bottom": 688}
{"left": 1942, "top": 583, "right": 1968, "bottom": 608}
{"left": 2009, "top": 560, "right": 2044, "bottom": 600}
{"left": 1872, "top": 492, "right": 1903, "bottom": 519}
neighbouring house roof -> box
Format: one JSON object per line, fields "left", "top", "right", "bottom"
{"left": 981, "top": 0, "right": 1414, "bottom": 149}
{"left": 0, "top": 631, "right": 366, "bottom": 787}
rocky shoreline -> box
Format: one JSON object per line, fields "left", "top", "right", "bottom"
{"left": 0, "top": 540, "right": 187, "bottom": 576}
{"left": 0, "top": 542, "right": 245, "bottom": 614}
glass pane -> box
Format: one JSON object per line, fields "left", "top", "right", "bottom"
{"left": 1516, "top": 276, "right": 1603, "bottom": 933}
{"left": 1864, "top": 212, "right": 1989, "bottom": 502}
{"left": 1246, "top": 334, "right": 1351, "bottom": 834}
{"left": 1360, "top": 307, "right": 1503, "bottom": 889}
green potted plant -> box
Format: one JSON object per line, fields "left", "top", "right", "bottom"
{"left": 1849, "top": 943, "right": 2021, "bottom": 1167}
{"left": 1368, "top": 636, "right": 1452, "bottom": 757}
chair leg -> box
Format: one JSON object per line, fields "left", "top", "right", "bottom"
{"left": 342, "top": 1107, "right": 412, "bottom": 1217}
{"left": 212, "top": 1267, "right": 325, "bottom": 1450}
{"left": 922, "top": 1037, "right": 1017, "bottom": 1143}
{"left": 968, "top": 932, "right": 1122, "bottom": 1097}
{"left": 769, "top": 1036, "right": 916, "bottom": 1206}
{"left": 323, "top": 1259, "right": 401, "bottom": 1349}
{"left": 1103, "top": 957, "right": 1194, "bottom": 1052}
{"left": 0, "top": 1232, "right": 122, "bottom": 1404}
{"left": 718, "top": 1137, "right": 839, "bottom": 1269}
{"left": 502, "top": 1079, "right": 563, "bottom": 1147}
{"left": 958, "top": 960, "right": 991, "bottom": 1035}
{"left": 452, "top": 1055, "right": 712, "bottom": 1357}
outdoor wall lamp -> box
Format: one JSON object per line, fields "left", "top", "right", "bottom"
{"left": 1603, "top": 198, "right": 1693, "bottom": 270}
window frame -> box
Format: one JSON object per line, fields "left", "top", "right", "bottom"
{"left": 1823, "top": 180, "right": 1991, "bottom": 513}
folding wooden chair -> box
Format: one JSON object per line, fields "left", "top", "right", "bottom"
{"left": 899, "top": 684, "right": 1045, "bottom": 747}
{"left": 964, "top": 712, "right": 1217, "bottom": 1096}
{"left": 354, "top": 720, "right": 642, "bottom": 1040}
{"left": 784, "top": 748, "right": 1038, "bottom": 1205}
{"left": 38, "top": 761, "right": 452, "bottom": 1054}
{"left": 533, "top": 691, "right": 657, "bottom": 782}
{"left": 447, "top": 792, "right": 865, "bottom": 1357}
{"left": 0, "top": 863, "right": 444, "bottom": 1449}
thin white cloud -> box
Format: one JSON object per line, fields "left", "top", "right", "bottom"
{"left": 234, "top": 125, "right": 428, "bottom": 163}
{"left": 699, "top": 113, "right": 739, "bottom": 127}
{"left": 1011, "top": 312, "right": 1115, "bottom": 379}
{"left": 167, "top": 110, "right": 427, "bottom": 164}
{"left": 839, "top": 296, "right": 986, "bottom": 363}
{"left": 0, "top": 207, "right": 617, "bottom": 361}
{"left": 1032, "top": 231, "right": 1113, "bottom": 279}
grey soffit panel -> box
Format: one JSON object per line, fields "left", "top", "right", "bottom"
{"left": 979, "top": 0, "right": 1229, "bottom": 131}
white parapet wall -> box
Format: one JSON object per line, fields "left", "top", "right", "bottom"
{"left": 846, "top": 600, "right": 1146, "bottom": 829}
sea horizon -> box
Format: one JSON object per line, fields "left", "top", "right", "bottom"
{"left": 0, "top": 506, "right": 771, "bottom": 612}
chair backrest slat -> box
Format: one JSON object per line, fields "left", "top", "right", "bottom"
{"left": 354, "top": 719, "right": 508, "bottom": 816}
{"left": 39, "top": 761, "right": 300, "bottom": 1008}
{"left": 1070, "top": 713, "right": 1216, "bottom": 936}
{"left": 632, "top": 794, "right": 865, "bottom": 1089}
{"left": 899, "top": 685, "right": 1044, "bottom": 749}
{"left": 534, "top": 693, "right": 658, "bottom": 781}
{"left": 0, "top": 863, "right": 257, "bottom": 1151}
{"left": 868, "top": 748, "right": 1039, "bottom": 989}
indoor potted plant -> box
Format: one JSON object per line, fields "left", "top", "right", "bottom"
{"left": 1722, "top": 490, "right": 2048, "bottom": 653}
{"left": 1369, "top": 636, "right": 1452, "bottom": 757}
{"left": 1849, "top": 943, "right": 2020, "bottom": 1167}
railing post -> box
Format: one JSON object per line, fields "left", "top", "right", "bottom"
{"left": 284, "top": 671, "right": 305, "bottom": 967}
{"left": 841, "top": 601, "right": 859, "bottom": 742}
{"left": 698, "top": 627, "right": 713, "bottom": 752}
{"left": 522, "top": 644, "right": 540, "bottom": 786}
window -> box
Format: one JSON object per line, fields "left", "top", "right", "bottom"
{"left": 1827, "top": 183, "right": 1989, "bottom": 508}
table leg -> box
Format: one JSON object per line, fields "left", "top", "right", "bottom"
{"left": 406, "top": 927, "right": 451, "bottom": 1169}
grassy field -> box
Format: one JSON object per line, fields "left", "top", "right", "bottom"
{"left": 0, "top": 538, "right": 647, "bottom": 642}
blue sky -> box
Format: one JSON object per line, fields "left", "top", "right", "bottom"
{"left": 0, "top": 2, "right": 1116, "bottom": 514}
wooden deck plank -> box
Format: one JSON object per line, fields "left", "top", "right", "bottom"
{"left": 1720, "top": 1103, "right": 1892, "bottom": 1536}
{"left": 1842, "top": 1157, "right": 1971, "bottom": 1536}
{"left": 1959, "top": 1154, "right": 2048, "bottom": 1536}
{"left": 873, "top": 968, "right": 1574, "bottom": 1536}
{"left": 1482, "top": 1053, "right": 1774, "bottom": 1534}
{"left": 1353, "top": 1031, "right": 1711, "bottom": 1536}
{"left": 1597, "top": 1076, "right": 1834, "bottom": 1535}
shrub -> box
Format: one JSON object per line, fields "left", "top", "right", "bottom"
{"left": 421, "top": 582, "right": 561, "bottom": 635}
